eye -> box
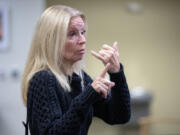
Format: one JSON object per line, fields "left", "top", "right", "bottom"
{"left": 81, "top": 30, "right": 86, "bottom": 35}
{"left": 68, "top": 31, "right": 77, "bottom": 37}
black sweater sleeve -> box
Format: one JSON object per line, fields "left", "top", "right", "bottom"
{"left": 85, "top": 64, "right": 131, "bottom": 125}
{"left": 27, "top": 71, "right": 100, "bottom": 135}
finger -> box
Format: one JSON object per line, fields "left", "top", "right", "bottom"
{"left": 102, "top": 44, "right": 115, "bottom": 52}
{"left": 113, "top": 41, "right": 119, "bottom": 56}
{"left": 100, "top": 63, "right": 110, "bottom": 78}
{"left": 111, "top": 82, "right": 115, "bottom": 87}
{"left": 111, "top": 54, "right": 117, "bottom": 65}
{"left": 95, "top": 83, "right": 108, "bottom": 98}
{"left": 102, "top": 82, "right": 112, "bottom": 94}
{"left": 102, "top": 42, "right": 119, "bottom": 57}
{"left": 107, "top": 88, "right": 111, "bottom": 94}
{"left": 99, "top": 51, "right": 110, "bottom": 63}
{"left": 104, "top": 81, "right": 115, "bottom": 91}
{"left": 112, "top": 52, "right": 119, "bottom": 64}
{"left": 99, "top": 88, "right": 108, "bottom": 99}
{"left": 91, "top": 50, "right": 104, "bottom": 61}
{"left": 112, "top": 41, "right": 118, "bottom": 51}
{"left": 99, "top": 49, "right": 114, "bottom": 57}
{"left": 100, "top": 82, "right": 109, "bottom": 92}
{"left": 101, "top": 78, "right": 113, "bottom": 87}
{"left": 99, "top": 50, "right": 116, "bottom": 64}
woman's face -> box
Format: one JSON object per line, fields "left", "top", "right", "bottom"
{"left": 63, "top": 16, "right": 86, "bottom": 64}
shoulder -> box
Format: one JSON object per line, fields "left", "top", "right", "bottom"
{"left": 32, "top": 70, "right": 55, "bottom": 80}
{"left": 29, "top": 70, "right": 57, "bottom": 92}
{"left": 31, "top": 70, "right": 56, "bottom": 82}
{"left": 28, "top": 70, "right": 60, "bottom": 102}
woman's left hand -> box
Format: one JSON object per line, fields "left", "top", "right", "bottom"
{"left": 91, "top": 41, "right": 120, "bottom": 73}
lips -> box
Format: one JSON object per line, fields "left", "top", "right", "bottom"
{"left": 79, "top": 49, "right": 85, "bottom": 54}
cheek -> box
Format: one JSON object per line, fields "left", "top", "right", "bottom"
{"left": 64, "top": 40, "right": 76, "bottom": 58}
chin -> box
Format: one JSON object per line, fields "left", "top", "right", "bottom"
{"left": 73, "top": 57, "right": 84, "bottom": 63}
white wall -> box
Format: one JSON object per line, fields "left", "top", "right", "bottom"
{"left": 0, "top": 0, "right": 45, "bottom": 134}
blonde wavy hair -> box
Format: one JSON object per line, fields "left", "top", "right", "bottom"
{"left": 21, "top": 5, "right": 87, "bottom": 105}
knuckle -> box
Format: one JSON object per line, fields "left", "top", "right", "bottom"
{"left": 99, "top": 51, "right": 104, "bottom": 56}
{"left": 107, "top": 55, "right": 111, "bottom": 60}
{"left": 106, "top": 57, "right": 110, "bottom": 62}
{"left": 103, "top": 44, "right": 107, "bottom": 48}
{"left": 104, "top": 59, "right": 108, "bottom": 63}
{"left": 110, "top": 51, "right": 114, "bottom": 56}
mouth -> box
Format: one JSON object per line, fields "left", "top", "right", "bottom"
{"left": 79, "top": 49, "right": 85, "bottom": 54}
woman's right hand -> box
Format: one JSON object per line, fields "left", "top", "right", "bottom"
{"left": 91, "top": 63, "right": 115, "bottom": 99}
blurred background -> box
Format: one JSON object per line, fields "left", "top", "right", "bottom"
{"left": 0, "top": 0, "right": 180, "bottom": 134}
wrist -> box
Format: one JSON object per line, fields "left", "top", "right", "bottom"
{"left": 109, "top": 65, "right": 120, "bottom": 73}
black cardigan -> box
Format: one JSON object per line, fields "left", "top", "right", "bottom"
{"left": 27, "top": 65, "right": 131, "bottom": 135}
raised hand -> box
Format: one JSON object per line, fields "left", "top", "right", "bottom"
{"left": 91, "top": 63, "right": 115, "bottom": 99}
{"left": 91, "top": 41, "right": 120, "bottom": 73}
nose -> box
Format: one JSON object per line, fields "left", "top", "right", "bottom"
{"left": 78, "top": 35, "right": 86, "bottom": 45}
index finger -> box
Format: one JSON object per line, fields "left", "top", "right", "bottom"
{"left": 91, "top": 50, "right": 104, "bottom": 61}
{"left": 100, "top": 63, "right": 110, "bottom": 78}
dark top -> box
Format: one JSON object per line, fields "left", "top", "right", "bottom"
{"left": 27, "top": 64, "right": 131, "bottom": 135}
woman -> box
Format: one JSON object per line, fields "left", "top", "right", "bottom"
{"left": 22, "top": 5, "right": 131, "bottom": 135}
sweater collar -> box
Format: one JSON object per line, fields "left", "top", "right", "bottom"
{"left": 68, "top": 72, "right": 82, "bottom": 84}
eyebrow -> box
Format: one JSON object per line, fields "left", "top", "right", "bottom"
{"left": 68, "top": 26, "right": 85, "bottom": 31}
{"left": 70, "top": 24, "right": 84, "bottom": 28}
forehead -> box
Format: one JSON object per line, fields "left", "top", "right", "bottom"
{"left": 69, "top": 16, "right": 85, "bottom": 29}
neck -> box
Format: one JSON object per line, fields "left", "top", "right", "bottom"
{"left": 61, "top": 61, "right": 74, "bottom": 76}
{"left": 61, "top": 59, "right": 84, "bottom": 76}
